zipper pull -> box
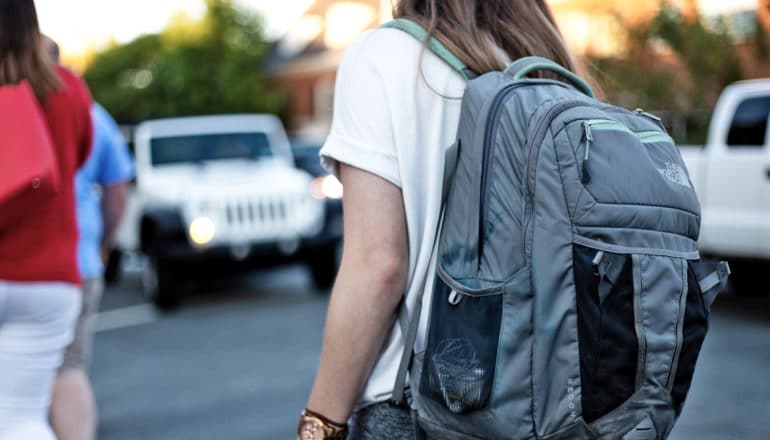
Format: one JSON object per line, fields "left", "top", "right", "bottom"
{"left": 582, "top": 121, "right": 593, "bottom": 184}
{"left": 635, "top": 108, "right": 666, "bottom": 131}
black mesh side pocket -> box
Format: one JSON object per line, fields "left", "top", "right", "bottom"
{"left": 573, "top": 245, "right": 637, "bottom": 423}
{"left": 420, "top": 275, "right": 502, "bottom": 414}
{"left": 671, "top": 262, "right": 710, "bottom": 415}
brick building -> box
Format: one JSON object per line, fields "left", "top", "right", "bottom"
{"left": 265, "top": 0, "right": 389, "bottom": 139}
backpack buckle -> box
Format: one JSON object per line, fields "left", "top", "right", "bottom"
{"left": 448, "top": 290, "right": 463, "bottom": 305}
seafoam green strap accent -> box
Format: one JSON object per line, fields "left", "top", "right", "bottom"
{"left": 381, "top": 19, "right": 471, "bottom": 81}
{"left": 505, "top": 56, "right": 595, "bottom": 98}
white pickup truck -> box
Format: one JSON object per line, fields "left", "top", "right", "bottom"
{"left": 115, "top": 114, "right": 343, "bottom": 308}
{"left": 680, "top": 79, "right": 770, "bottom": 285}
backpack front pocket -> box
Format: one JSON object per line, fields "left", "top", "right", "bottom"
{"left": 420, "top": 271, "right": 503, "bottom": 414}
{"left": 570, "top": 119, "right": 699, "bottom": 216}
{"left": 573, "top": 244, "right": 638, "bottom": 423}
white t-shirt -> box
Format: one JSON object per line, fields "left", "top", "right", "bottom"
{"left": 320, "top": 28, "right": 466, "bottom": 407}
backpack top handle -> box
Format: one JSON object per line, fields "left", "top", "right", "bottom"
{"left": 505, "top": 56, "right": 595, "bottom": 98}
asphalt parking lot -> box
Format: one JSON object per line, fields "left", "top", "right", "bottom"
{"left": 92, "top": 265, "right": 770, "bottom": 439}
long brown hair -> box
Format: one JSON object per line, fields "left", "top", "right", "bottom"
{"left": 0, "top": 0, "right": 60, "bottom": 101}
{"left": 394, "top": 0, "right": 580, "bottom": 76}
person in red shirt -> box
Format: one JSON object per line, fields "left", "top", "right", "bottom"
{"left": 0, "top": 1, "right": 93, "bottom": 438}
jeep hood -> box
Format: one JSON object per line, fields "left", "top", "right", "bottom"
{"left": 140, "top": 159, "right": 314, "bottom": 197}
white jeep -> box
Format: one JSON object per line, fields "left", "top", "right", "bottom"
{"left": 115, "top": 114, "right": 342, "bottom": 308}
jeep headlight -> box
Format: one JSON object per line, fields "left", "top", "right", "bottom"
{"left": 310, "top": 175, "right": 343, "bottom": 200}
{"left": 189, "top": 217, "right": 216, "bottom": 246}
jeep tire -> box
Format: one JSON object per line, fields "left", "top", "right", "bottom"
{"left": 727, "top": 259, "right": 766, "bottom": 296}
{"left": 142, "top": 255, "right": 180, "bottom": 310}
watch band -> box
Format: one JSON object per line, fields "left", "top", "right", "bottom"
{"left": 298, "top": 408, "right": 349, "bottom": 440}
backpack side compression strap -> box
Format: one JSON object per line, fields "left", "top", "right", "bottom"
{"left": 381, "top": 19, "right": 474, "bottom": 81}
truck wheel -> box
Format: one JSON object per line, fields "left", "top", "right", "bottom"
{"left": 727, "top": 259, "right": 763, "bottom": 296}
{"left": 308, "top": 245, "right": 340, "bottom": 291}
{"left": 142, "top": 256, "right": 180, "bottom": 310}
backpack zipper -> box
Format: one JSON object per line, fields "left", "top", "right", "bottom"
{"left": 477, "top": 81, "right": 578, "bottom": 266}
{"left": 581, "top": 120, "right": 674, "bottom": 143}
{"left": 582, "top": 121, "right": 594, "bottom": 183}
{"left": 637, "top": 131, "right": 674, "bottom": 144}
{"left": 478, "top": 83, "right": 526, "bottom": 264}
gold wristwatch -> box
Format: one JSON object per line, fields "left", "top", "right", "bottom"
{"left": 297, "top": 408, "right": 349, "bottom": 440}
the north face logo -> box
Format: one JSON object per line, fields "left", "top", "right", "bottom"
{"left": 658, "top": 163, "right": 691, "bottom": 189}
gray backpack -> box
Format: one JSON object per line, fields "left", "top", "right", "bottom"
{"left": 384, "top": 19, "right": 730, "bottom": 440}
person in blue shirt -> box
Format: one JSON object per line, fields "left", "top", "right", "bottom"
{"left": 50, "top": 102, "right": 134, "bottom": 440}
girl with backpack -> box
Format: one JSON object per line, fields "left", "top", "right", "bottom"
{"left": 298, "top": 1, "right": 579, "bottom": 438}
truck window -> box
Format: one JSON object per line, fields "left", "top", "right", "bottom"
{"left": 150, "top": 132, "right": 272, "bottom": 166}
{"left": 727, "top": 96, "right": 770, "bottom": 147}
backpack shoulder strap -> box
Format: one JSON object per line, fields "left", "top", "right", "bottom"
{"left": 391, "top": 140, "right": 460, "bottom": 407}
{"left": 381, "top": 18, "right": 470, "bottom": 407}
{"left": 381, "top": 18, "right": 475, "bottom": 81}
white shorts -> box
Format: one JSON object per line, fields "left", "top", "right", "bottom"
{"left": 0, "top": 281, "right": 80, "bottom": 440}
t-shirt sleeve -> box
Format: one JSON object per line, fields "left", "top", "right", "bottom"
{"left": 93, "top": 105, "right": 135, "bottom": 185}
{"left": 320, "top": 33, "right": 400, "bottom": 187}
{"left": 98, "top": 130, "right": 134, "bottom": 186}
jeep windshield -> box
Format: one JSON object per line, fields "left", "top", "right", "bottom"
{"left": 150, "top": 132, "right": 273, "bottom": 166}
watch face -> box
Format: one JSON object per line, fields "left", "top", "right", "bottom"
{"left": 299, "top": 418, "right": 325, "bottom": 440}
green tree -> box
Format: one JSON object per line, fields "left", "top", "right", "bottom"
{"left": 651, "top": 6, "right": 743, "bottom": 108}
{"left": 84, "top": 0, "right": 284, "bottom": 123}
{"left": 586, "top": 7, "right": 744, "bottom": 143}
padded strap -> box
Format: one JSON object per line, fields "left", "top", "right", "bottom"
{"left": 392, "top": 140, "right": 458, "bottom": 406}
{"left": 381, "top": 19, "right": 474, "bottom": 81}
{"left": 504, "top": 56, "right": 595, "bottom": 98}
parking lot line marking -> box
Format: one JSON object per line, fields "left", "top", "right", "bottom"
{"left": 94, "top": 304, "right": 160, "bottom": 333}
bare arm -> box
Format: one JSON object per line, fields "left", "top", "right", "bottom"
{"left": 305, "top": 163, "right": 409, "bottom": 423}
{"left": 100, "top": 182, "right": 130, "bottom": 255}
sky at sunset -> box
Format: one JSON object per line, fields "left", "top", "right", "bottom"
{"left": 35, "top": 0, "right": 312, "bottom": 56}
{"left": 35, "top": 0, "right": 756, "bottom": 57}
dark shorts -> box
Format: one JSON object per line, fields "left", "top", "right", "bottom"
{"left": 348, "top": 402, "right": 415, "bottom": 440}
